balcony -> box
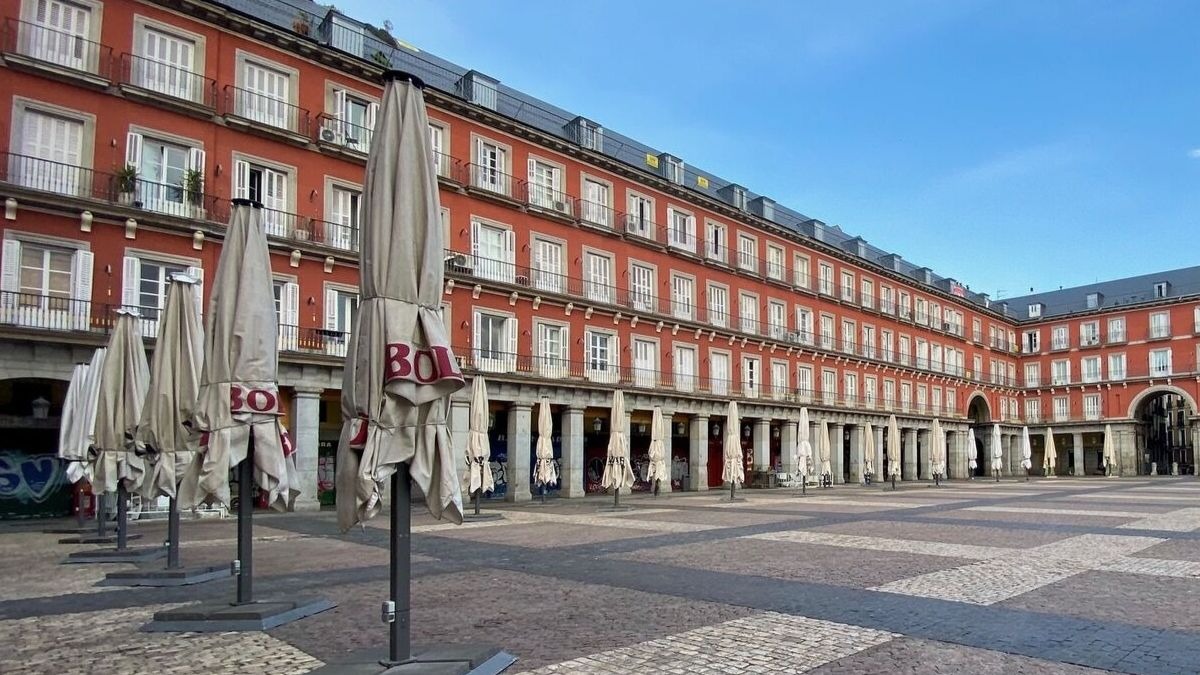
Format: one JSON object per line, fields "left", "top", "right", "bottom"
{"left": 468, "top": 163, "right": 526, "bottom": 204}
{"left": 224, "top": 85, "right": 311, "bottom": 139}
{"left": 623, "top": 214, "right": 659, "bottom": 244}
{"left": 666, "top": 229, "right": 699, "bottom": 256}
{"left": 1079, "top": 335, "right": 1101, "bottom": 349}
{"left": 0, "top": 291, "right": 93, "bottom": 333}
{"left": 579, "top": 200, "right": 615, "bottom": 229}
{"left": 764, "top": 261, "right": 786, "bottom": 283}
{"left": 3, "top": 152, "right": 109, "bottom": 200}
{"left": 118, "top": 52, "right": 216, "bottom": 111}
{"left": 704, "top": 241, "right": 729, "bottom": 265}
{"left": 1147, "top": 325, "right": 1171, "bottom": 341}
{"left": 736, "top": 251, "right": 760, "bottom": 276}
{"left": 304, "top": 219, "right": 359, "bottom": 252}
{"left": 527, "top": 184, "right": 576, "bottom": 220}
{"left": 3, "top": 19, "right": 112, "bottom": 83}
{"left": 315, "top": 113, "right": 374, "bottom": 155}
{"left": 793, "top": 270, "right": 811, "bottom": 290}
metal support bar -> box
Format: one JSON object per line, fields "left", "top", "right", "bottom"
{"left": 236, "top": 452, "right": 254, "bottom": 605}
{"left": 167, "top": 495, "right": 181, "bottom": 569}
{"left": 116, "top": 484, "right": 128, "bottom": 551}
{"left": 388, "top": 464, "right": 413, "bottom": 665}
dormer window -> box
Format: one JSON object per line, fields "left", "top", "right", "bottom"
{"left": 1154, "top": 281, "right": 1170, "bottom": 298}
{"left": 1086, "top": 292, "right": 1102, "bottom": 309}
{"left": 732, "top": 186, "right": 746, "bottom": 210}
{"left": 664, "top": 156, "right": 684, "bottom": 184}
{"left": 1027, "top": 303, "right": 1042, "bottom": 319}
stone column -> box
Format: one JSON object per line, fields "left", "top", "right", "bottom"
{"left": 506, "top": 403, "right": 532, "bottom": 502}
{"left": 1072, "top": 431, "right": 1085, "bottom": 477}
{"left": 753, "top": 418, "right": 771, "bottom": 474}
{"left": 689, "top": 415, "right": 709, "bottom": 491}
{"left": 917, "top": 429, "right": 930, "bottom": 479}
{"left": 903, "top": 428, "right": 918, "bottom": 481}
{"left": 781, "top": 421, "right": 798, "bottom": 479}
{"left": 291, "top": 387, "right": 322, "bottom": 511}
{"left": 830, "top": 422, "right": 844, "bottom": 483}
{"left": 561, "top": 407, "right": 585, "bottom": 498}
{"left": 874, "top": 424, "right": 886, "bottom": 481}
{"left": 659, "top": 410, "right": 675, "bottom": 493}
{"left": 1193, "top": 424, "right": 1200, "bottom": 477}
{"left": 944, "top": 430, "right": 956, "bottom": 479}
{"left": 1002, "top": 434, "right": 1013, "bottom": 477}
{"left": 848, "top": 424, "right": 864, "bottom": 483}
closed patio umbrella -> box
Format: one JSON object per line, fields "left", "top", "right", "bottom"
{"left": 796, "top": 407, "right": 812, "bottom": 494}
{"left": 991, "top": 423, "right": 1003, "bottom": 481}
{"left": 465, "top": 376, "right": 493, "bottom": 514}
{"left": 601, "top": 390, "right": 634, "bottom": 507}
{"left": 1102, "top": 424, "right": 1117, "bottom": 477}
{"left": 722, "top": 400, "right": 745, "bottom": 500}
{"left": 887, "top": 415, "right": 901, "bottom": 488}
{"left": 1044, "top": 428, "right": 1058, "bottom": 477}
{"left": 967, "top": 427, "right": 978, "bottom": 477}
{"left": 533, "top": 398, "right": 557, "bottom": 501}
{"left": 59, "top": 349, "right": 105, "bottom": 529}
{"left": 1021, "top": 426, "right": 1033, "bottom": 480}
{"left": 863, "top": 422, "right": 875, "bottom": 483}
{"left": 818, "top": 419, "right": 833, "bottom": 482}
{"left": 645, "top": 406, "right": 667, "bottom": 495}
{"left": 930, "top": 419, "right": 945, "bottom": 485}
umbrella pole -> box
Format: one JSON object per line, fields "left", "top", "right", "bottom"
{"left": 613, "top": 487, "right": 620, "bottom": 509}
{"left": 801, "top": 473, "right": 806, "bottom": 497}
{"left": 540, "top": 484, "right": 546, "bottom": 504}
{"left": 96, "top": 492, "right": 106, "bottom": 538}
{"left": 75, "top": 485, "right": 85, "bottom": 527}
{"left": 729, "top": 481, "right": 735, "bottom": 501}
{"left": 473, "top": 488, "right": 481, "bottom": 516}
{"left": 388, "top": 464, "right": 412, "bottom": 665}
{"left": 167, "top": 495, "right": 181, "bottom": 569}
{"left": 235, "top": 452, "right": 254, "bottom": 605}
{"left": 116, "top": 484, "right": 128, "bottom": 551}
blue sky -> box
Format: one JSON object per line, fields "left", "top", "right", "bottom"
{"left": 337, "top": 0, "right": 1200, "bottom": 299}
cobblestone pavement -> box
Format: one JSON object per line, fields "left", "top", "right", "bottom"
{"left": 4, "top": 477, "right": 1200, "bottom": 673}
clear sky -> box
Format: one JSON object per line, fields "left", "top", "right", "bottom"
{"left": 336, "top": 0, "right": 1200, "bottom": 299}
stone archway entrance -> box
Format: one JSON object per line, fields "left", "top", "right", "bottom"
{"left": 0, "top": 377, "right": 72, "bottom": 518}
{"left": 967, "top": 393, "right": 990, "bottom": 477}
{"left": 1132, "top": 387, "right": 1196, "bottom": 476}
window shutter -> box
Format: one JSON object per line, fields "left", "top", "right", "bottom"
{"left": 365, "top": 102, "right": 378, "bottom": 135}
{"left": 470, "top": 220, "right": 480, "bottom": 261}
{"left": 0, "top": 239, "right": 19, "bottom": 293}
{"left": 188, "top": 148, "right": 205, "bottom": 175}
{"left": 324, "top": 288, "right": 338, "bottom": 330}
{"left": 186, "top": 265, "right": 204, "bottom": 318}
{"left": 474, "top": 137, "right": 485, "bottom": 166}
{"left": 121, "top": 256, "right": 140, "bottom": 309}
{"left": 234, "top": 159, "right": 249, "bottom": 199}
{"left": 558, "top": 326, "right": 568, "bottom": 361}
{"left": 504, "top": 229, "right": 515, "bottom": 263}
{"left": 334, "top": 90, "right": 347, "bottom": 122}
{"left": 72, "top": 250, "right": 93, "bottom": 330}
{"left": 507, "top": 316, "right": 517, "bottom": 371}
{"left": 125, "top": 132, "right": 143, "bottom": 172}
{"left": 471, "top": 311, "right": 481, "bottom": 359}
{"left": 526, "top": 157, "right": 536, "bottom": 184}
{"left": 283, "top": 282, "right": 299, "bottom": 328}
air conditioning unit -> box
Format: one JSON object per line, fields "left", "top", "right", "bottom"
{"left": 446, "top": 253, "right": 472, "bottom": 271}
{"left": 319, "top": 127, "right": 339, "bottom": 143}
{"left": 553, "top": 200, "right": 568, "bottom": 214}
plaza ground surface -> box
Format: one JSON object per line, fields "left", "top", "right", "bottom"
{"left": 3, "top": 477, "right": 1200, "bottom": 674}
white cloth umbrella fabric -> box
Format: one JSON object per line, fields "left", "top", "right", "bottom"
{"left": 92, "top": 310, "right": 149, "bottom": 495}
{"left": 990, "top": 423, "right": 1003, "bottom": 474}
{"left": 1044, "top": 428, "right": 1058, "bottom": 475}
{"left": 818, "top": 419, "right": 833, "bottom": 477}
{"left": 721, "top": 401, "right": 745, "bottom": 487}
{"left": 1102, "top": 424, "right": 1117, "bottom": 472}
{"left": 887, "top": 415, "right": 902, "bottom": 478}
{"left": 796, "top": 408, "right": 812, "bottom": 477}
{"left": 645, "top": 407, "right": 668, "bottom": 486}
{"left": 182, "top": 203, "right": 296, "bottom": 511}
{"left": 601, "top": 390, "right": 635, "bottom": 490}
{"left": 465, "top": 377, "right": 493, "bottom": 495}
{"left": 336, "top": 76, "right": 467, "bottom": 530}
{"left": 1021, "top": 427, "right": 1033, "bottom": 471}
{"left": 533, "top": 399, "right": 557, "bottom": 488}
{"left": 58, "top": 349, "right": 106, "bottom": 485}
{"left": 930, "top": 419, "right": 945, "bottom": 476}
{"left": 863, "top": 422, "right": 875, "bottom": 476}
{"left": 967, "top": 428, "right": 978, "bottom": 472}
{"left": 136, "top": 274, "right": 203, "bottom": 501}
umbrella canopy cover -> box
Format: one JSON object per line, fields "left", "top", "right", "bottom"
{"left": 863, "top": 422, "right": 875, "bottom": 476}
{"left": 1102, "top": 424, "right": 1116, "bottom": 470}
{"left": 1045, "top": 429, "right": 1057, "bottom": 473}
{"left": 818, "top": 419, "right": 833, "bottom": 477}
{"left": 887, "top": 415, "right": 902, "bottom": 478}
{"left": 92, "top": 311, "right": 149, "bottom": 494}
{"left": 137, "top": 274, "right": 203, "bottom": 501}
{"left": 721, "top": 401, "right": 745, "bottom": 486}
{"left": 967, "top": 428, "right": 978, "bottom": 469}
{"left": 990, "top": 424, "right": 1003, "bottom": 473}
{"left": 533, "top": 399, "right": 557, "bottom": 488}
{"left": 182, "top": 203, "right": 296, "bottom": 511}
{"left": 336, "top": 76, "right": 467, "bottom": 530}
{"left": 796, "top": 408, "right": 812, "bottom": 476}
{"left": 1021, "top": 427, "right": 1033, "bottom": 470}
{"left": 601, "top": 390, "right": 635, "bottom": 490}
{"left": 58, "top": 349, "right": 106, "bottom": 485}
{"left": 466, "top": 377, "right": 494, "bottom": 495}
{"left": 645, "top": 406, "right": 668, "bottom": 485}
{"left": 931, "top": 419, "right": 945, "bottom": 475}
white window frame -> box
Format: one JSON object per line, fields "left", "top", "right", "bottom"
{"left": 1108, "top": 353, "right": 1126, "bottom": 381}
{"left": 667, "top": 206, "right": 696, "bottom": 253}
{"left": 585, "top": 328, "right": 618, "bottom": 383}
{"left": 765, "top": 244, "right": 785, "bottom": 281}
{"left": 470, "top": 218, "right": 516, "bottom": 284}
{"left": 670, "top": 273, "right": 695, "bottom": 321}
{"left": 708, "top": 283, "right": 729, "bottom": 328}
{"left": 473, "top": 309, "right": 516, "bottom": 373}
{"left": 1107, "top": 316, "right": 1126, "bottom": 343}
{"left": 1149, "top": 348, "right": 1172, "bottom": 377}
{"left": 1, "top": 231, "right": 92, "bottom": 331}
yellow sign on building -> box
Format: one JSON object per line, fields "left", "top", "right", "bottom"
{"left": 645, "top": 153, "right": 660, "bottom": 168}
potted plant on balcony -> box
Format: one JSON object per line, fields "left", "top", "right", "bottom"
{"left": 182, "top": 168, "right": 205, "bottom": 217}
{"left": 115, "top": 165, "right": 139, "bottom": 207}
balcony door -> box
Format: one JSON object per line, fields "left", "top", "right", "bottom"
{"left": 137, "top": 27, "right": 195, "bottom": 101}
{"left": 28, "top": 0, "right": 91, "bottom": 71}
{"left": 17, "top": 108, "right": 83, "bottom": 195}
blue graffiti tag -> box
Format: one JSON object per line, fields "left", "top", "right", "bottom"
{"left": 0, "top": 452, "right": 66, "bottom": 504}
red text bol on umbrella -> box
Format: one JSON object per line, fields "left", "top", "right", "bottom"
{"left": 229, "top": 384, "right": 283, "bottom": 415}
{"left": 384, "top": 343, "right": 461, "bottom": 385}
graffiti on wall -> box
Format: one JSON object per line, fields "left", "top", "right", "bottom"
{"left": 0, "top": 452, "right": 67, "bottom": 504}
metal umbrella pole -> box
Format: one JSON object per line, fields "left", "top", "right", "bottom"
{"left": 387, "top": 464, "right": 412, "bottom": 665}
{"left": 166, "top": 495, "right": 181, "bottom": 569}
{"left": 235, "top": 449, "right": 254, "bottom": 605}
{"left": 116, "top": 484, "right": 129, "bottom": 551}
{"left": 96, "top": 493, "right": 107, "bottom": 538}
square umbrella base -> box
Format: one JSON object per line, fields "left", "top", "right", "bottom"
{"left": 461, "top": 512, "right": 504, "bottom": 522}
{"left": 597, "top": 505, "right": 633, "bottom": 512}
{"left": 59, "top": 533, "right": 143, "bottom": 545}
{"left": 141, "top": 597, "right": 335, "bottom": 632}
{"left": 720, "top": 497, "right": 747, "bottom": 503}
{"left": 64, "top": 546, "right": 165, "bottom": 564}
{"left": 99, "top": 564, "right": 231, "bottom": 587}
{"left": 44, "top": 524, "right": 103, "bottom": 535}
{"left": 310, "top": 645, "right": 516, "bottom": 675}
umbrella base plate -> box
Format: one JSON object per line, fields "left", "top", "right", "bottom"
{"left": 99, "top": 564, "right": 231, "bottom": 587}
{"left": 310, "top": 645, "right": 517, "bottom": 675}
{"left": 141, "top": 596, "right": 335, "bottom": 632}
{"left": 462, "top": 512, "right": 504, "bottom": 522}
{"left": 598, "top": 506, "right": 634, "bottom": 512}
{"left": 63, "top": 546, "right": 165, "bottom": 564}
{"left": 720, "top": 497, "right": 747, "bottom": 503}
{"left": 44, "top": 525, "right": 103, "bottom": 535}
{"left": 58, "top": 533, "right": 143, "bottom": 545}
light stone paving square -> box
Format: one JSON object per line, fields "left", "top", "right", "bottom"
{"left": 1100, "top": 557, "right": 1200, "bottom": 578}
{"left": 746, "top": 531, "right": 1011, "bottom": 560}
{"left": 514, "top": 611, "right": 896, "bottom": 675}
{"left": 1118, "top": 507, "right": 1200, "bottom": 532}
{"left": 962, "top": 505, "right": 1152, "bottom": 518}
{"left": 1063, "top": 493, "right": 1200, "bottom": 503}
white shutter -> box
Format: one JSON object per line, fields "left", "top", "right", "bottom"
{"left": 507, "top": 316, "right": 517, "bottom": 371}
{"left": 474, "top": 137, "right": 486, "bottom": 167}
{"left": 324, "top": 288, "right": 338, "bottom": 330}
{"left": 526, "top": 157, "right": 536, "bottom": 184}
{"left": 503, "top": 229, "right": 516, "bottom": 282}
{"left": 365, "top": 102, "right": 378, "bottom": 135}
{"left": 470, "top": 220, "right": 480, "bottom": 263}
{"left": 186, "top": 265, "right": 204, "bottom": 318}
{"left": 283, "top": 282, "right": 299, "bottom": 327}
{"left": 0, "top": 239, "right": 19, "bottom": 293}
{"left": 125, "top": 132, "right": 143, "bottom": 172}
{"left": 234, "top": 159, "right": 249, "bottom": 199}
{"left": 188, "top": 148, "right": 205, "bottom": 175}
{"left": 122, "top": 256, "right": 140, "bottom": 309}
{"left": 334, "top": 89, "right": 347, "bottom": 122}
{"left": 471, "top": 311, "right": 481, "bottom": 363}
{"left": 72, "top": 250, "right": 93, "bottom": 330}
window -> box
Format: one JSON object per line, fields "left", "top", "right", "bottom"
{"left": 1, "top": 237, "right": 92, "bottom": 330}
{"left": 581, "top": 177, "right": 611, "bottom": 227}
{"left": 1053, "top": 396, "right": 1069, "bottom": 422}
{"left": 710, "top": 351, "right": 731, "bottom": 396}
{"left": 1194, "top": 306, "right": 1200, "bottom": 334}
{"left": 428, "top": 123, "right": 448, "bottom": 176}
{"left": 24, "top": 0, "right": 95, "bottom": 71}
{"left": 527, "top": 158, "right": 565, "bottom": 212}
{"left": 766, "top": 244, "right": 785, "bottom": 280}
{"left": 134, "top": 25, "right": 198, "bottom": 102}
{"left": 900, "top": 382, "right": 912, "bottom": 411}
{"left": 1107, "top": 317, "right": 1125, "bottom": 343}
{"left": 584, "top": 251, "right": 613, "bottom": 303}
{"left": 767, "top": 300, "right": 786, "bottom": 339}
{"left": 1150, "top": 348, "right": 1172, "bottom": 377}
{"left": 1051, "top": 359, "right": 1070, "bottom": 386}
{"left": 864, "top": 376, "right": 877, "bottom": 408}
{"left": 841, "top": 319, "right": 856, "bottom": 354}
{"left": 1051, "top": 325, "right": 1068, "bottom": 350}
{"left": 916, "top": 339, "right": 929, "bottom": 369}
{"left": 898, "top": 335, "right": 911, "bottom": 366}
{"left": 822, "top": 369, "right": 837, "bottom": 405}
{"left": 532, "top": 238, "right": 564, "bottom": 294}
{"left": 1028, "top": 303, "right": 1042, "bottom": 319}
{"left": 1154, "top": 281, "right": 1170, "bottom": 298}
{"left": 883, "top": 380, "right": 895, "bottom": 410}
{"left": 794, "top": 306, "right": 814, "bottom": 345}
{"left": 930, "top": 343, "right": 943, "bottom": 371}
{"left": 473, "top": 138, "right": 509, "bottom": 195}
{"left": 124, "top": 132, "right": 206, "bottom": 218}
{"left": 704, "top": 220, "right": 726, "bottom": 262}
{"left": 946, "top": 388, "right": 956, "bottom": 413}
{"left": 880, "top": 285, "right": 894, "bottom": 314}
{"left": 818, "top": 263, "right": 834, "bottom": 295}
{"left": 633, "top": 338, "right": 657, "bottom": 388}
{"left": 470, "top": 220, "right": 515, "bottom": 283}
{"left": 972, "top": 354, "right": 982, "bottom": 379}
{"left": 327, "top": 89, "right": 376, "bottom": 153}
{"left": 1024, "top": 363, "right": 1040, "bottom": 388}
{"left": 473, "top": 310, "right": 515, "bottom": 373}
{"left": 739, "top": 292, "right": 759, "bottom": 335}
{"left": 708, "top": 284, "right": 728, "bottom": 328}
{"left": 1084, "top": 394, "right": 1101, "bottom": 421}
{"left": 234, "top": 158, "right": 290, "bottom": 236}
{"left": 1079, "top": 321, "right": 1099, "bottom": 347}
{"left": 238, "top": 58, "right": 293, "bottom": 130}
{"left": 742, "top": 356, "right": 761, "bottom": 398}
{"left": 13, "top": 106, "right": 85, "bottom": 195}
{"left": 797, "top": 366, "right": 814, "bottom": 402}
{"left": 121, "top": 255, "right": 201, "bottom": 337}
{"left": 861, "top": 278, "right": 874, "bottom": 308}
{"left": 844, "top": 372, "right": 858, "bottom": 405}
{"left": 1081, "top": 356, "right": 1101, "bottom": 383}
{"left": 324, "top": 287, "right": 358, "bottom": 356}
{"left": 737, "top": 234, "right": 757, "bottom": 272}
{"left": 1108, "top": 353, "right": 1126, "bottom": 381}
{"left": 273, "top": 278, "right": 299, "bottom": 351}
{"left": 674, "top": 345, "right": 696, "bottom": 392}
{"left": 629, "top": 262, "right": 656, "bottom": 313}
{"left": 881, "top": 330, "right": 894, "bottom": 362}
{"left": 665, "top": 156, "right": 684, "bottom": 184}
{"left": 627, "top": 192, "right": 654, "bottom": 237}
{"left": 972, "top": 318, "right": 982, "bottom": 342}
{"left": 1150, "top": 312, "right": 1170, "bottom": 339}
{"left": 535, "top": 322, "right": 567, "bottom": 377}
{"left": 841, "top": 271, "right": 855, "bottom": 303}
{"left": 793, "top": 254, "right": 810, "bottom": 288}
{"left": 861, "top": 325, "right": 876, "bottom": 359}
{"left": 819, "top": 314, "right": 834, "bottom": 349}
{"left": 771, "top": 361, "right": 788, "bottom": 399}
{"left": 1025, "top": 399, "right": 1041, "bottom": 422}
{"left": 916, "top": 385, "right": 927, "bottom": 413}
{"left": 671, "top": 274, "right": 694, "bottom": 320}
{"left": 899, "top": 292, "right": 911, "bottom": 319}
{"left": 668, "top": 207, "right": 696, "bottom": 252}
{"left": 1023, "top": 330, "right": 1040, "bottom": 353}
{"left": 931, "top": 387, "right": 942, "bottom": 414}
{"left": 1086, "top": 293, "right": 1101, "bottom": 309}
{"left": 326, "top": 184, "right": 360, "bottom": 251}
